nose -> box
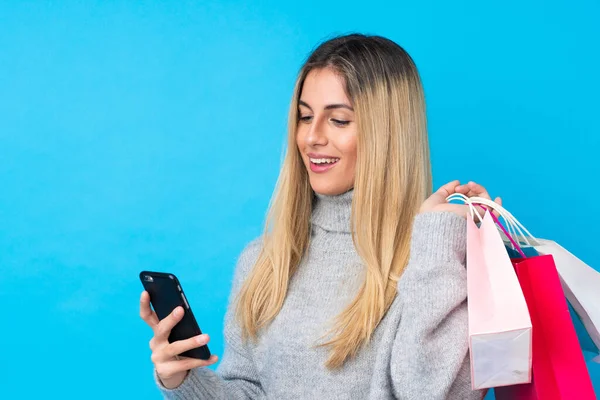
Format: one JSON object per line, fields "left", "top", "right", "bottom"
{"left": 304, "top": 117, "right": 327, "bottom": 147}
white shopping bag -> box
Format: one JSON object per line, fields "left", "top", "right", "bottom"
{"left": 533, "top": 239, "right": 600, "bottom": 360}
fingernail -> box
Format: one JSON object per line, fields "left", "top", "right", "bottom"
{"left": 197, "top": 334, "right": 207, "bottom": 344}
{"left": 174, "top": 307, "right": 182, "bottom": 317}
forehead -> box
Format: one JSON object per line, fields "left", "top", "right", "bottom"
{"left": 300, "top": 68, "right": 351, "bottom": 106}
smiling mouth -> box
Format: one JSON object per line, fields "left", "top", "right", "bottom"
{"left": 308, "top": 157, "right": 339, "bottom": 173}
{"left": 309, "top": 157, "right": 340, "bottom": 165}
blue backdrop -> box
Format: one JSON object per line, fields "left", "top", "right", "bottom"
{"left": 0, "top": 1, "right": 598, "bottom": 398}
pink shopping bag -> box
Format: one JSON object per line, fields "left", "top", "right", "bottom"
{"left": 467, "top": 211, "right": 532, "bottom": 389}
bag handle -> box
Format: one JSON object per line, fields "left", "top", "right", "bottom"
{"left": 476, "top": 203, "right": 527, "bottom": 258}
{"left": 466, "top": 196, "right": 540, "bottom": 247}
{"left": 444, "top": 194, "right": 534, "bottom": 259}
{"left": 452, "top": 196, "right": 525, "bottom": 243}
{"left": 445, "top": 193, "right": 484, "bottom": 222}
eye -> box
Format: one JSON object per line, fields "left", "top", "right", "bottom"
{"left": 331, "top": 118, "right": 350, "bottom": 127}
{"left": 299, "top": 115, "right": 313, "bottom": 123}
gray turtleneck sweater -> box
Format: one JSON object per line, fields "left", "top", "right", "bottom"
{"left": 155, "top": 190, "right": 485, "bottom": 399}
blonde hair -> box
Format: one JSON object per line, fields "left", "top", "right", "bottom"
{"left": 236, "top": 34, "right": 432, "bottom": 369}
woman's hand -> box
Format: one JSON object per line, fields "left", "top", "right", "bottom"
{"left": 140, "top": 291, "right": 219, "bottom": 389}
{"left": 419, "top": 180, "right": 502, "bottom": 219}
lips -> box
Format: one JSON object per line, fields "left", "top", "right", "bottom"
{"left": 307, "top": 153, "right": 340, "bottom": 173}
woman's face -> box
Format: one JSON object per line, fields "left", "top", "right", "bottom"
{"left": 296, "top": 68, "right": 357, "bottom": 196}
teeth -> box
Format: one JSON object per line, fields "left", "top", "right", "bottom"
{"left": 310, "top": 158, "right": 339, "bottom": 164}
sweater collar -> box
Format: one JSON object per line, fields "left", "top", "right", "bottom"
{"left": 311, "top": 189, "right": 353, "bottom": 233}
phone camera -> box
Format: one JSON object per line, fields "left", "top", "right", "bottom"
{"left": 144, "top": 275, "right": 154, "bottom": 282}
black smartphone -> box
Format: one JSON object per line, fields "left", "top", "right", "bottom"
{"left": 139, "top": 271, "right": 211, "bottom": 360}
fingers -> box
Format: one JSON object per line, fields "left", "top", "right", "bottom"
{"left": 474, "top": 196, "right": 504, "bottom": 219}
{"left": 163, "top": 334, "right": 211, "bottom": 359}
{"left": 150, "top": 333, "right": 214, "bottom": 376}
{"left": 447, "top": 181, "right": 503, "bottom": 218}
{"left": 456, "top": 181, "right": 491, "bottom": 199}
{"left": 436, "top": 180, "right": 461, "bottom": 198}
{"left": 140, "top": 291, "right": 159, "bottom": 327}
{"left": 155, "top": 306, "right": 185, "bottom": 342}
{"left": 155, "top": 355, "right": 219, "bottom": 379}
{"left": 491, "top": 197, "right": 503, "bottom": 218}
{"left": 427, "top": 180, "right": 502, "bottom": 220}
{"left": 176, "top": 355, "right": 219, "bottom": 371}
{"left": 437, "top": 180, "right": 491, "bottom": 200}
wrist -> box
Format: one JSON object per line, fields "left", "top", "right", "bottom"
{"left": 158, "top": 370, "right": 189, "bottom": 390}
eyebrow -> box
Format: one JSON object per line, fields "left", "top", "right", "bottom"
{"left": 298, "top": 100, "right": 354, "bottom": 112}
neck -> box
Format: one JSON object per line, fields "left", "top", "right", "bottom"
{"left": 311, "top": 189, "right": 353, "bottom": 233}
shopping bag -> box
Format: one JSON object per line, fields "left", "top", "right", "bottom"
{"left": 505, "top": 239, "right": 600, "bottom": 359}
{"left": 495, "top": 255, "right": 596, "bottom": 399}
{"left": 568, "top": 301, "right": 600, "bottom": 357}
{"left": 447, "top": 194, "right": 533, "bottom": 390}
{"left": 534, "top": 239, "right": 600, "bottom": 358}
{"left": 470, "top": 196, "right": 600, "bottom": 360}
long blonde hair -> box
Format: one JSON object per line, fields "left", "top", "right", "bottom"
{"left": 236, "top": 34, "right": 432, "bottom": 369}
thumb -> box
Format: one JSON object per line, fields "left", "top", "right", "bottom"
{"left": 490, "top": 197, "right": 503, "bottom": 218}
{"left": 436, "top": 180, "right": 461, "bottom": 198}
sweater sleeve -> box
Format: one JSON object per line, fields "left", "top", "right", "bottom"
{"left": 155, "top": 239, "right": 266, "bottom": 400}
{"left": 390, "top": 212, "right": 486, "bottom": 400}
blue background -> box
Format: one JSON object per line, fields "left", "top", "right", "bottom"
{"left": 0, "top": 1, "right": 598, "bottom": 398}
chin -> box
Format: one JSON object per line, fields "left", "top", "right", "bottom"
{"left": 309, "top": 178, "right": 352, "bottom": 196}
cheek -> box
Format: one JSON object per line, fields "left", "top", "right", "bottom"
{"left": 339, "top": 133, "right": 357, "bottom": 166}
{"left": 295, "top": 128, "right": 308, "bottom": 165}
{"left": 295, "top": 127, "right": 304, "bottom": 150}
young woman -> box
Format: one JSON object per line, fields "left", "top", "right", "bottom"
{"left": 140, "top": 33, "right": 499, "bottom": 399}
